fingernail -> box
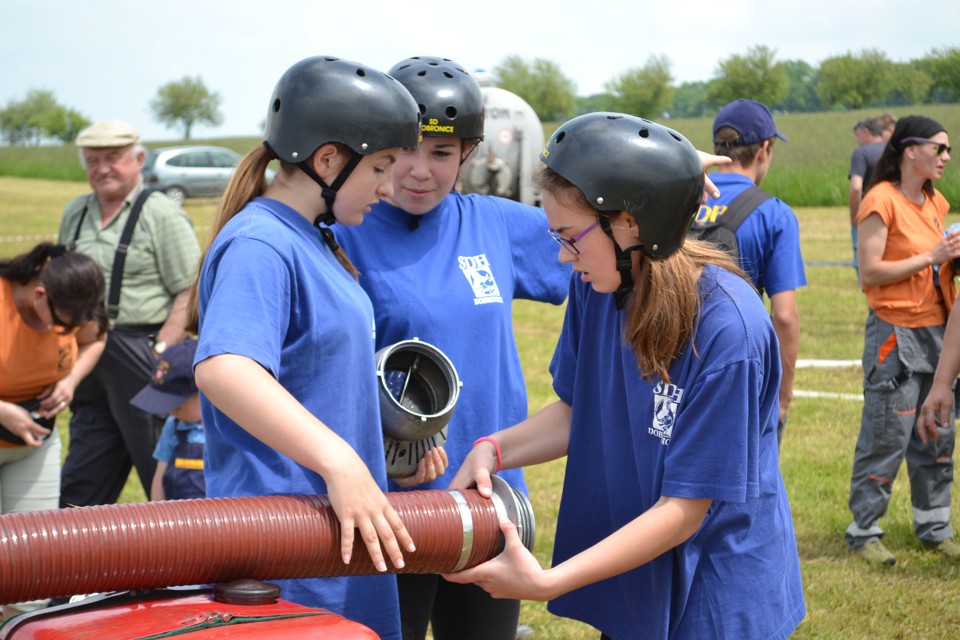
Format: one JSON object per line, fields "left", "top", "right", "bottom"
{"left": 343, "top": 554, "right": 351, "bottom": 565}
{"left": 377, "top": 561, "right": 387, "bottom": 572}
{"left": 408, "top": 542, "right": 417, "bottom": 552}
{"left": 395, "top": 558, "right": 405, "bottom": 569}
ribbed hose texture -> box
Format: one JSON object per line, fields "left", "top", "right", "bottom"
{"left": 0, "top": 489, "right": 513, "bottom": 604}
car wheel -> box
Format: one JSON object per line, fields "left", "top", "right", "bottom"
{"left": 163, "top": 186, "right": 186, "bottom": 206}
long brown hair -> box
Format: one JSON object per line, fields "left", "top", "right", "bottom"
{"left": 185, "top": 143, "right": 358, "bottom": 334}
{"left": 535, "top": 168, "right": 748, "bottom": 382}
{"left": 624, "top": 238, "right": 747, "bottom": 382}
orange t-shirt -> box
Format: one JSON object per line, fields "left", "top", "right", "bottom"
{"left": 0, "top": 278, "right": 78, "bottom": 402}
{"left": 857, "top": 181, "right": 951, "bottom": 327}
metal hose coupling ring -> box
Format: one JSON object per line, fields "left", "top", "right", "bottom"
{"left": 376, "top": 337, "right": 463, "bottom": 478}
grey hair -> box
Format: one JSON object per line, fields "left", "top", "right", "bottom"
{"left": 78, "top": 142, "right": 145, "bottom": 168}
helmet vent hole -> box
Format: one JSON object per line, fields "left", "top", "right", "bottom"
{"left": 417, "top": 70, "right": 427, "bottom": 77}
{"left": 272, "top": 98, "right": 281, "bottom": 113}
{"left": 638, "top": 127, "right": 649, "bottom": 138}
{"left": 443, "top": 71, "right": 454, "bottom": 79}
{"left": 446, "top": 106, "right": 458, "bottom": 119}
{"left": 670, "top": 132, "right": 682, "bottom": 141}
{"left": 555, "top": 131, "right": 566, "bottom": 144}
{"left": 418, "top": 104, "right": 427, "bottom": 117}
{"left": 356, "top": 68, "right": 367, "bottom": 78}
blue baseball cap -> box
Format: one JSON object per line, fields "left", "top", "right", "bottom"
{"left": 131, "top": 338, "right": 199, "bottom": 415}
{"left": 713, "top": 99, "right": 788, "bottom": 146}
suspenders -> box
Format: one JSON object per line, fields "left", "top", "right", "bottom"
{"left": 70, "top": 189, "right": 155, "bottom": 322}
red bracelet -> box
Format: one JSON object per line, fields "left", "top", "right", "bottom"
{"left": 473, "top": 436, "right": 503, "bottom": 472}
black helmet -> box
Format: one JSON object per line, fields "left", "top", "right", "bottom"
{"left": 266, "top": 56, "right": 421, "bottom": 163}
{"left": 388, "top": 56, "right": 484, "bottom": 140}
{"left": 540, "top": 113, "right": 704, "bottom": 259}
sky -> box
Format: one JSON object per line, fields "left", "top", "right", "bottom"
{"left": 2, "top": 0, "right": 958, "bottom": 142}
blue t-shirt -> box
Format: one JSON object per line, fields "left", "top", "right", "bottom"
{"left": 702, "top": 173, "right": 807, "bottom": 297}
{"left": 337, "top": 193, "right": 571, "bottom": 493}
{"left": 547, "top": 266, "right": 805, "bottom": 639}
{"left": 152, "top": 416, "right": 205, "bottom": 463}
{"left": 195, "top": 197, "right": 400, "bottom": 640}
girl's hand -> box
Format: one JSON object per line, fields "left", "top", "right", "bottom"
{"left": 442, "top": 520, "right": 553, "bottom": 601}
{"left": 392, "top": 446, "right": 449, "bottom": 488}
{"left": 447, "top": 440, "right": 498, "bottom": 498}
{"left": 324, "top": 450, "right": 415, "bottom": 572}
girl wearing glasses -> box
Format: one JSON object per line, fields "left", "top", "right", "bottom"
{"left": 184, "top": 56, "right": 421, "bottom": 639}
{"left": 443, "top": 113, "right": 806, "bottom": 639}
{"left": 846, "top": 115, "right": 958, "bottom": 564}
{"left": 1, "top": 242, "right": 107, "bottom": 619}
{"left": 335, "top": 56, "right": 571, "bottom": 640}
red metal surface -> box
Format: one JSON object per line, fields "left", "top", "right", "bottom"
{"left": 0, "top": 490, "right": 506, "bottom": 605}
{"left": 0, "top": 587, "right": 379, "bottom": 639}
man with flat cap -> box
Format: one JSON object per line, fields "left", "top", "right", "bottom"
{"left": 692, "top": 99, "right": 807, "bottom": 447}
{"left": 57, "top": 120, "right": 201, "bottom": 506}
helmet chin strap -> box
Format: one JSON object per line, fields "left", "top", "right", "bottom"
{"left": 597, "top": 215, "right": 642, "bottom": 310}
{"left": 297, "top": 152, "right": 363, "bottom": 252}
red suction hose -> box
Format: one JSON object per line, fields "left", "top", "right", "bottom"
{"left": 0, "top": 477, "right": 534, "bottom": 605}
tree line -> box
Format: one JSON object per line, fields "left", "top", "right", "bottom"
{"left": 2, "top": 45, "right": 958, "bottom": 145}
{"left": 497, "top": 45, "right": 960, "bottom": 121}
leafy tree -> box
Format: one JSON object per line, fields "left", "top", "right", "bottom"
{"left": 815, "top": 50, "right": 894, "bottom": 109}
{"left": 35, "top": 106, "right": 91, "bottom": 144}
{"left": 575, "top": 93, "right": 618, "bottom": 115}
{"left": 149, "top": 76, "right": 223, "bottom": 140}
{"left": 672, "top": 81, "right": 712, "bottom": 118}
{"left": 494, "top": 56, "right": 576, "bottom": 122}
{"left": 886, "top": 62, "right": 932, "bottom": 106}
{"left": 0, "top": 89, "right": 88, "bottom": 145}
{"left": 706, "top": 45, "right": 790, "bottom": 109}
{"left": 604, "top": 55, "right": 675, "bottom": 118}
{"left": 778, "top": 60, "right": 821, "bottom": 113}
{"left": 921, "top": 47, "right": 960, "bottom": 102}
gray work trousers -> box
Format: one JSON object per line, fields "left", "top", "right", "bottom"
{"left": 846, "top": 312, "right": 956, "bottom": 548}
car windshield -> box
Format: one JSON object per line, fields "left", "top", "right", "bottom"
{"left": 143, "top": 152, "right": 159, "bottom": 170}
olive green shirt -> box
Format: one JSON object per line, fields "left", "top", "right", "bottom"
{"left": 57, "top": 183, "right": 201, "bottom": 326}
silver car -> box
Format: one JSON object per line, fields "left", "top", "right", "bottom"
{"left": 141, "top": 145, "right": 246, "bottom": 205}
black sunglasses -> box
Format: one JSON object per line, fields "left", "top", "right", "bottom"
{"left": 901, "top": 137, "right": 952, "bottom": 156}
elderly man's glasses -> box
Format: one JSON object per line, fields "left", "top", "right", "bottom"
{"left": 902, "top": 137, "right": 952, "bottom": 156}
{"left": 549, "top": 221, "right": 599, "bottom": 255}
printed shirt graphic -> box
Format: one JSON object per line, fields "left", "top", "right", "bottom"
{"left": 546, "top": 265, "right": 804, "bottom": 639}
{"left": 458, "top": 253, "right": 503, "bottom": 304}
{"left": 336, "top": 193, "right": 571, "bottom": 496}
{"left": 651, "top": 381, "right": 683, "bottom": 444}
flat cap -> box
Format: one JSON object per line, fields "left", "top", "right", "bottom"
{"left": 75, "top": 120, "right": 140, "bottom": 148}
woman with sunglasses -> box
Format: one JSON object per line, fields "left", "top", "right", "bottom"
{"left": 0, "top": 241, "right": 107, "bottom": 619}
{"left": 442, "top": 112, "right": 805, "bottom": 639}
{"left": 846, "top": 115, "right": 958, "bottom": 565}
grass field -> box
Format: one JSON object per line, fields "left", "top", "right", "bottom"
{"left": 1, "top": 103, "right": 959, "bottom": 210}
{"left": 3, "top": 177, "right": 960, "bottom": 638}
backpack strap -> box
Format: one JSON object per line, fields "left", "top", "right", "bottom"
{"left": 107, "top": 188, "right": 155, "bottom": 321}
{"left": 715, "top": 186, "right": 773, "bottom": 233}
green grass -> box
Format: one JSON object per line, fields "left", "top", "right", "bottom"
{"left": 5, "top": 178, "right": 960, "bottom": 637}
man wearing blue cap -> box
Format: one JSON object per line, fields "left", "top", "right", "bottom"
{"left": 693, "top": 99, "right": 807, "bottom": 446}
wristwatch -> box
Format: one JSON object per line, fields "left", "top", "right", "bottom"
{"left": 152, "top": 340, "right": 168, "bottom": 356}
